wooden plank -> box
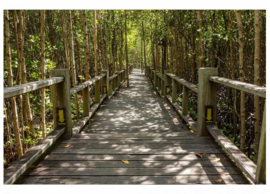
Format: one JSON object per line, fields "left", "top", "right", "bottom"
{"left": 25, "top": 166, "right": 240, "bottom": 176}
{"left": 70, "top": 73, "right": 106, "bottom": 95}
{"left": 43, "top": 153, "right": 229, "bottom": 161}
{"left": 167, "top": 73, "right": 198, "bottom": 93}
{"left": 37, "top": 160, "right": 235, "bottom": 168}
{"left": 209, "top": 76, "right": 266, "bottom": 98}
{"left": 56, "top": 143, "right": 218, "bottom": 149}
{"left": 4, "top": 77, "right": 64, "bottom": 99}
{"left": 72, "top": 131, "right": 195, "bottom": 138}
{"left": 52, "top": 147, "right": 224, "bottom": 154}
{"left": 19, "top": 174, "right": 249, "bottom": 184}
{"left": 207, "top": 125, "right": 257, "bottom": 183}
{"left": 72, "top": 94, "right": 106, "bottom": 134}
{"left": 61, "top": 138, "right": 214, "bottom": 144}
{"left": 4, "top": 127, "right": 65, "bottom": 184}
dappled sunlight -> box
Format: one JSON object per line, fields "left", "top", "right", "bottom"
{"left": 21, "top": 69, "right": 249, "bottom": 185}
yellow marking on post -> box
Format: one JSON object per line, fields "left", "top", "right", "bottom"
{"left": 206, "top": 108, "right": 212, "bottom": 122}
{"left": 59, "top": 110, "right": 65, "bottom": 123}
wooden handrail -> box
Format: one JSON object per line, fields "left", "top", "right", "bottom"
{"left": 70, "top": 73, "right": 106, "bottom": 95}
{"left": 209, "top": 76, "right": 266, "bottom": 98}
{"left": 4, "top": 77, "right": 64, "bottom": 99}
{"left": 167, "top": 73, "right": 198, "bottom": 93}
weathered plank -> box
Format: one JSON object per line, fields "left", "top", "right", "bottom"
{"left": 20, "top": 174, "right": 249, "bottom": 184}
{"left": 207, "top": 125, "right": 256, "bottom": 183}
{"left": 70, "top": 73, "right": 106, "bottom": 95}
{"left": 167, "top": 73, "right": 198, "bottom": 93}
{"left": 4, "top": 127, "right": 65, "bottom": 184}
{"left": 209, "top": 76, "right": 266, "bottom": 98}
{"left": 56, "top": 143, "right": 218, "bottom": 149}
{"left": 4, "top": 77, "right": 64, "bottom": 99}
{"left": 37, "top": 160, "right": 235, "bottom": 168}
{"left": 52, "top": 147, "right": 224, "bottom": 154}
{"left": 25, "top": 166, "right": 240, "bottom": 176}
{"left": 43, "top": 153, "right": 229, "bottom": 161}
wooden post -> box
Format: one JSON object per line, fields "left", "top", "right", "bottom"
{"left": 154, "top": 71, "right": 157, "bottom": 89}
{"left": 197, "top": 68, "right": 218, "bottom": 136}
{"left": 182, "top": 86, "right": 189, "bottom": 116}
{"left": 95, "top": 80, "right": 100, "bottom": 103}
{"left": 82, "top": 85, "right": 90, "bottom": 117}
{"left": 255, "top": 104, "right": 266, "bottom": 184}
{"left": 109, "top": 80, "right": 112, "bottom": 96}
{"left": 163, "top": 70, "right": 168, "bottom": 96}
{"left": 50, "top": 69, "right": 72, "bottom": 140}
{"left": 172, "top": 78, "right": 177, "bottom": 103}
{"left": 102, "top": 70, "right": 109, "bottom": 96}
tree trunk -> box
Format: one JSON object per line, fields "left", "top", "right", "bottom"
{"left": 18, "top": 10, "right": 35, "bottom": 138}
{"left": 40, "top": 10, "right": 46, "bottom": 138}
{"left": 93, "top": 10, "right": 98, "bottom": 77}
{"left": 229, "top": 11, "right": 238, "bottom": 140}
{"left": 254, "top": 10, "right": 261, "bottom": 163}
{"left": 83, "top": 10, "right": 90, "bottom": 80}
{"left": 236, "top": 10, "right": 246, "bottom": 152}
{"left": 197, "top": 10, "right": 204, "bottom": 68}
{"left": 68, "top": 10, "right": 79, "bottom": 119}
{"left": 125, "top": 10, "right": 129, "bottom": 87}
{"left": 5, "top": 10, "right": 23, "bottom": 158}
{"left": 61, "top": 11, "right": 70, "bottom": 69}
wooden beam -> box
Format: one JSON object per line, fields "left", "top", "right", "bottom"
{"left": 209, "top": 76, "right": 266, "bottom": 98}
{"left": 70, "top": 73, "right": 106, "bottom": 95}
{"left": 167, "top": 73, "right": 198, "bottom": 93}
{"left": 4, "top": 77, "right": 64, "bottom": 99}
{"left": 207, "top": 125, "right": 256, "bottom": 183}
{"left": 4, "top": 127, "right": 64, "bottom": 184}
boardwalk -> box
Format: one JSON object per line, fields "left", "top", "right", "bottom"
{"left": 18, "top": 69, "right": 249, "bottom": 184}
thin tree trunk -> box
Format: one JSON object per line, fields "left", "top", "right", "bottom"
{"left": 229, "top": 11, "right": 238, "bottom": 140}
{"left": 18, "top": 10, "right": 35, "bottom": 138}
{"left": 68, "top": 10, "right": 79, "bottom": 119}
{"left": 40, "top": 10, "right": 46, "bottom": 138}
{"left": 83, "top": 10, "right": 90, "bottom": 80}
{"left": 93, "top": 10, "right": 98, "bottom": 76}
{"left": 254, "top": 10, "right": 261, "bottom": 163}
{"left": 61, "top": 11, "right": 70, "bottom": 69}
{"left": 125, "top": 10, "right": 129, "bottom": 87}
{"left": 142, "top": 21, "right": 147, "bottom": 73}
{"left": 236, "top": 10, "right": 246, "bottom": 152}
{"left": 5, "top": 10, "right": 23, "bottom": 158}
{"left": 197, "top": 10, "right": 204, "bottom": 68}
{"left": 104, "top": 10, "right": 108, "bottom": 70}
{"left": 13, "top": 10, "right": 25, "bottom": 151}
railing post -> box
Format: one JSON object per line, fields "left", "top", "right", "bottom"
{"left": 182, "top": 86, "right": 189, "bottom": 117}
{"left": 154, "top": 71, "right": 157, "bottom": 89}
{"left": 162, "top": 70, "right": 167, "bottom": 97}
{"left": 102, "top": 70, "right": 109, "bottom": 96}
{"left": 197, "top": 68, "right": 218, "bottom": 136}
{"left": 82, "top": 85, "right": 90, "bottom": 117}
{"left": 50, "top": 69, "right": 72, "bottom": 140}
{"left": 95, "top": 79, "right": 100, "bottom": 103}
{"left": 255, "top": 104, "right": 266, "bottom": 184}
{"left": 172, "top": 78, "right": 177, "bottom": 103}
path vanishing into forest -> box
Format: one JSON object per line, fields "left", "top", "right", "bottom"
{"left": 16, "top": 69, "right": 249, "bottom": 184}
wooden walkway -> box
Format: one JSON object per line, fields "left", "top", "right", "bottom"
{"left": 18, "top": 69, "right": 249, "bottom": 184}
